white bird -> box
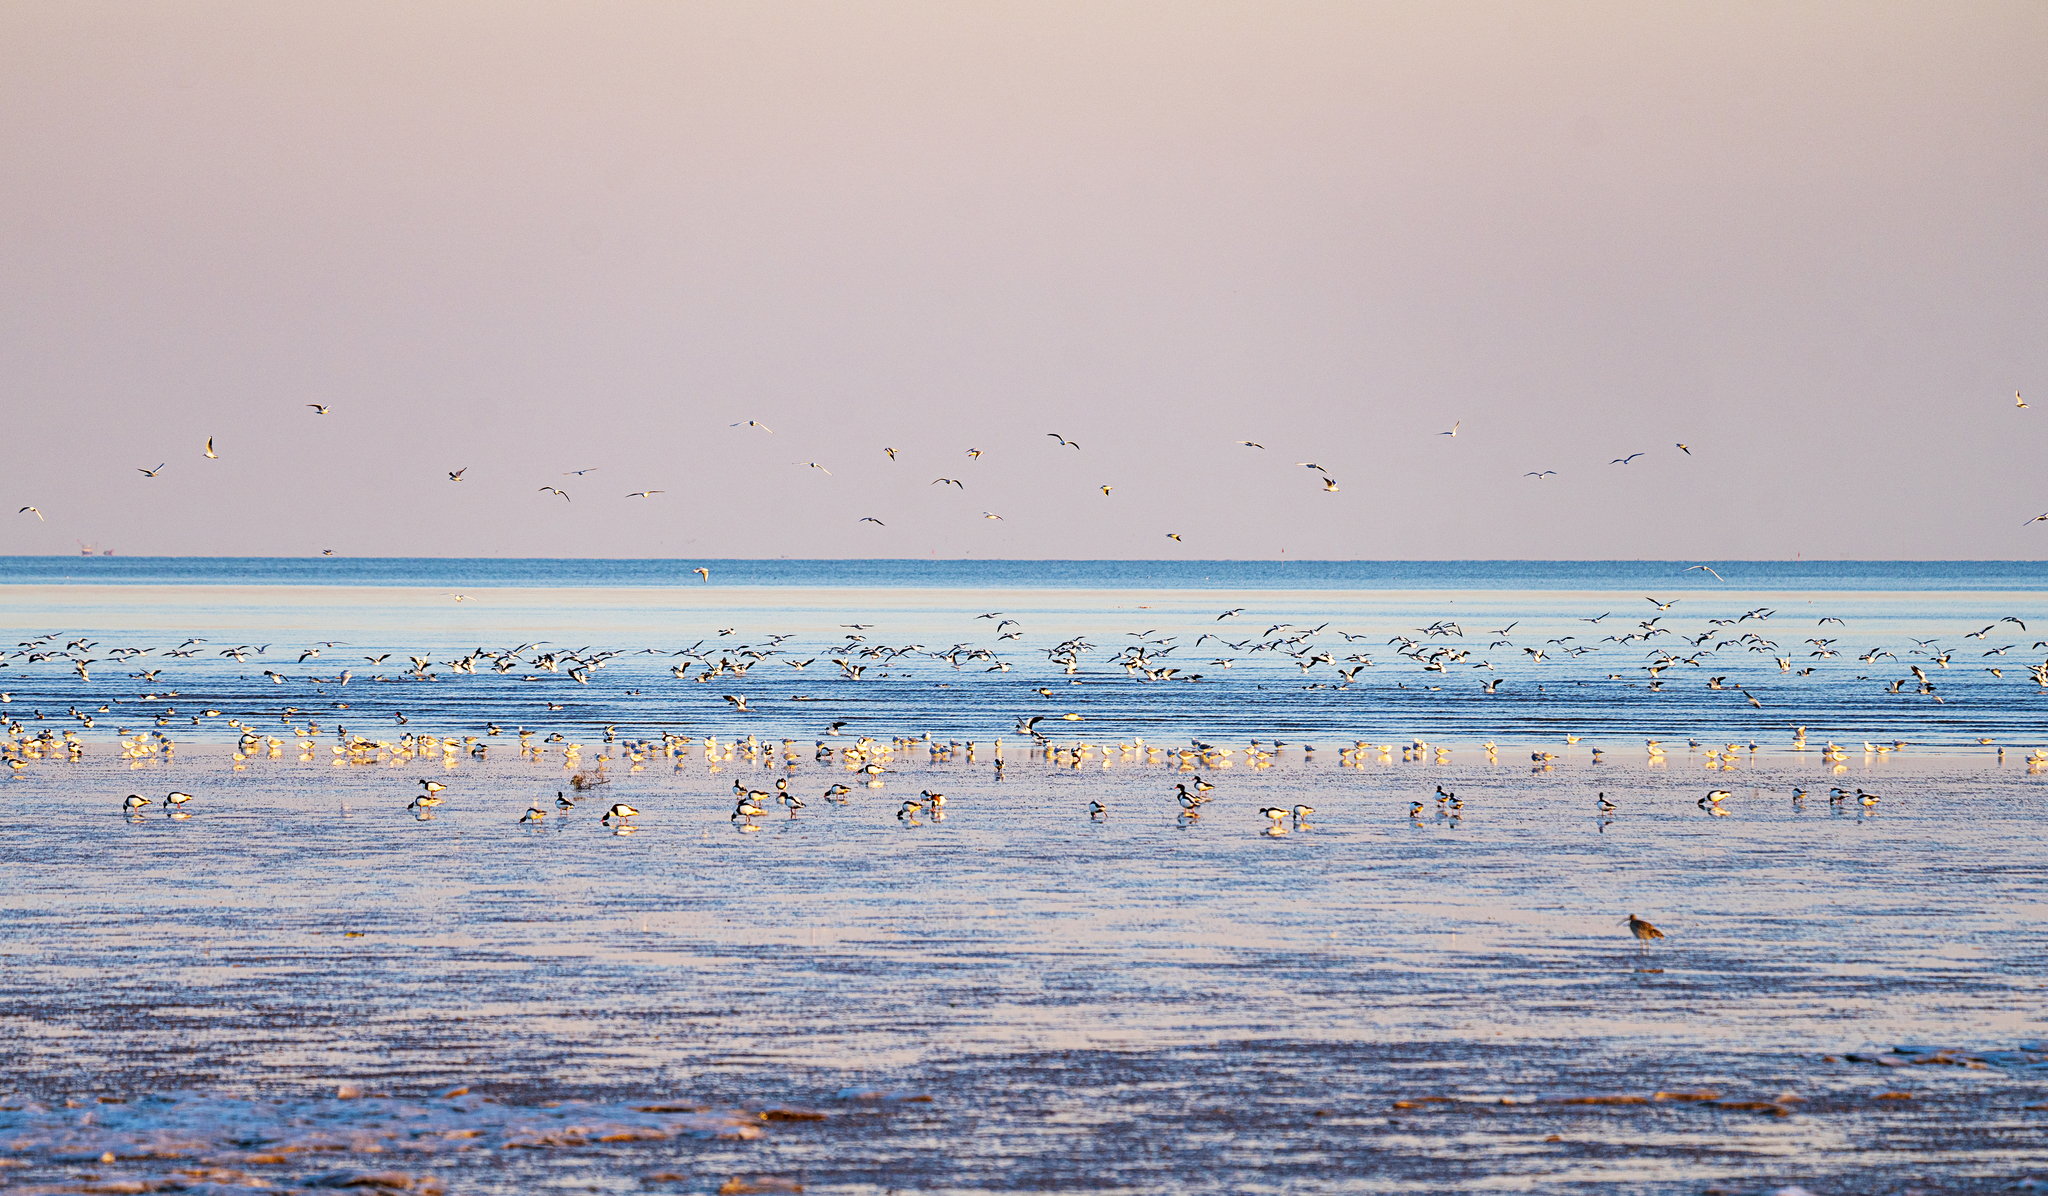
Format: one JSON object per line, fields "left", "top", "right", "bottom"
{"left": 626, "top": 490, "right": 664, "bottom": 498}
{"left": 307, "top": 404, "right": 329, "bottom": 414}
{"left": 539, "top": 487, "right": 570, "bottom": 501}
{"left": 731, "top": 420, "right": 773, "bottom": 432}
{"left": 1440, "top": 421, "right": 1460, "bottom": 436}
{"left": 2019, "top": 391, "right": 2029, "bottom": 410}
{"left": 601, "top": 803, "right": 639, "bottom": 825}
{"left": 163, "top": 791, "right": 194, "bottom": 808}
{"left": 799, "top": 462, "right": 831, "bottom": 475}
{"left": 1610, "top": 453, "right": 1644, "bottom": 465}
{"left": 1684, "top": 565, "right": 1724, "bottom": 580}
{"left": 983, "top": 511, "right": 1004, "bottom": 520}
{"left": 18, "top": 506, "right": 42, "bottom": 521}
{"left": 138, "top": 463, "right": 166, "bottom": 477}
{"left": 519, "top": 807, "right": 546, "bottom": 823}
{"left": 448, "top": 468, "right": 466, "bottom": 481}
{"left": 203, "top": 437, "right": 217, "bottom": 459}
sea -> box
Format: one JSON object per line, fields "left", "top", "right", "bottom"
{"left": 1, "top": 558, "right": 2043, "bottom": 1194}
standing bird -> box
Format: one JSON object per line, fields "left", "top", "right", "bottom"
{"left": 123, "top": 794, "right": 150, "bottom": 810}
{"left": 1623, "top": 914, "right": 1665, "bottom": 953}
{"left": 601, "top": 802, "right": 639, "bottom": 825}
{"left": 164, "top": 791, "right": 194, "bottom": 808}
{"left": 519, "top": 807, "right": 546, "bottom": 824}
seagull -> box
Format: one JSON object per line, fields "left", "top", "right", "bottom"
{"left": 859, "top": 516, "right": 886, "bottom": 525}
{"left": 982, "top": 511, "right": 1004, "bottom": 520}
{"left": 1610, "top": 453, "right": 1644, "bottom": 465}
{"left": 800, "top": 462, "right": 831, "bottom": 474}
{"left": 932, "top": 478, "right": 963, "bottom": 488}
{"left": 448, "top": 468, "right": 466, "bottom": 481}
{"left": 1047, "top": 433, "right": 1080, "bottom": 449}
{"left": 1321, "top": 477, "right": 1339, "bottom": 492}
{"left": 1646, "top": 596, "right": 1676, "bottom": 611}
{"left": 1524, "top": 471, "right": 1555, "bottom": 478}
{"left": 625, "top": 490, "right": 664, "bottom": 498}
{"left": 966, "top": 448, "right": 983, "bottom": 458}
{"left": 883, "top": 447, "right": 897, "bottom": 460}
{"left": 203, "top": 438, "right": 217, "bottom": 459}
{"left": 138, "top": 463, "right": 165, "bottom": 477}
{"left": 2026, "top": 513, "right": 2048, "bottom": 527}
{"left": 307, "top": 404, "right": 329, "bottom": 414}
{"left": 731, "top": 420, "right": 773, "bottom": 432}
{"left": 1166, "top": 533, "right": 1182, "bottom": 541}
{"left": 564, "top": 467, "right": 598, "bottom": 475}
{"left": 1684, "top": 565, "right": 1724, "bottom": 580}
{"left": 1675, "top": 443, "right": 1690, "bottom": 454}
{"left": 1240, "top": 441, "right": 1265, "bottom": 449}
{"left": 1218, "top": 608, "right": 1245, "bottom": 620}
{"left": 1100, "top": 485, "right": 1112, "bottom": 496}
{"left": 539, "top": 487, "right": 570, "bottom": 501}
{"left": 1297, "top": 462, "right": 1329, "bottom": 473}
{"left": 1440, "top": 421, "right": 1460, "bottom": 436}
{"left": 18, "top": 506, "right": 42, "bottom": 521}
{"left": 693, "top": 568, "right": 709, "bottom": 581}
{"left": 2019, "top": 392, "right": 2029, "bottom": 410}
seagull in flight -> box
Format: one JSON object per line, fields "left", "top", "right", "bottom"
{"left": 307, "top": 404, "right": 329, "bottom": 415}
{"left": 800, "top": 462, "right": 831, "bottom": 475}
{"left": 1240, "top": 441, "right": 1265, "bottom": 449}
{"left": 982, "top": 511, "right": 1004, "bottom": 520}
{"left": 1296, "top": 462, "right": 1328, "bottom": 474}
{"left": 1218, "top": 608, "right": 1245, "bottom": 620}
{"left": 563, "top": 467, "right": 598, "bottom": 475}
{"left": 1675, "top": 443, "right": 1691, "bottom": 454}
{"left": 858, "top": 516, "right": 885, "bottom": 525}
{"left": 448, "top": 468, "right": 466, "bottom": 481}
{"left": 1684, "top": 564, "right": 1724, "bottom": 581}
{"left": 1321, "top": 477, "right": 1339, "bottom": 492}
{"left": 1610, "top": 453, "right": 1644, "bottom": 465}
{"left": 693, "top": 568, "right": 709, "bottom": 581}
{"left": 731, "top": 420, "right": 773, "bottom": 432}
{"left": 932, "top": 477, "right": 963, "bottom": 488}
{"left": 2026, "top": 513, "right": 2048, "bottom": 527}
{"left": 1524, "top": 471, "right": 1555, "bottom": 479}
{"left": 626, "top": 490, "right": 664, "bottom": 498}
{"left": 204, "top": 437, "right": 218, "bottom": 459}
{"left": 1047, "top": 433, "right": 1080, "bottom": 449}
{"left": 18, "top": 506, "right": 43, "bottom": 521}
{"left": 138, "top": 463, "right": 165, "bottom": 477}
{"left": 539, "top": 487, "right": 570, "bottom": 501}
{"left": 1100, "top": 485, "right": 1113, "bottom": 495}
{"left": 883, "top": 448, "right": 897, "bottom": 460}
{"left": 2019, "top": 392, "right": 2029, "bottom": 410}
{"left": 1166, "top": 532, "right": 1183, "bottom": 541}
{"left": 966, "top": 448, "right": 983, "bottom": 458}
{"left": 1440, "top": 421, "right": 1460, "bottom": 436}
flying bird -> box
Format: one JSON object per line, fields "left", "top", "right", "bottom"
{"left": 1321, "top": 477, "right": 1339, "bottom": 492}
{"left": 307, "top": 404, "right": 329, "bottom": 415}
{"left": 1297, "top": 462, "right": 1328, "bottom": 473}
{"left": 1610, "top": 453, "right": 1644, "bottom": 465}
{"left": 1166, "top": 533, "right": 1183, "bottom": 541}
{"left": 1684, "top": 565, "right": 1724, "bottom": 580}
{"left": 539, "top": 487, "right": 570, "bottom": 501}
{"left": 2026, "top": 513, "right": 2048, "bottom": 527}
{"left": 858, "top": 516, "right": 885, "bottom": 525}
{"left": 626, "top": 490, "right": 664, "bottom": 498}
{"left": 203, "top": 438, "right": 217, "bottom": 459}
{"left": 1100, "top": 485, "right": 1113, "bottom": 496}
{"left": 2019, "top": 392, "right": 2029, "bottom": 410}
{"left": 138, "top": 463, "right": 165, "bottom": 477}
{"left": 1047, "top": 433, "right": 1080, "bottom": 449}
{"left": 693, "top": 568, "right": 709, "bottom": 581}
{"left": 883, "top": 447, "right": 897, "bottom": 460}
{"left": 1440, "top": 421, "right": 1460, "bottom": 436}
{"left": 448, "top": 468, "right": 466, "bottom": 481}
{"left": 800, "top": 462, "right": 831, "bottom": 474}
{"left": 1240, "top": 441, "right": 1265, "bottom": 449}
{"left": 563, "top": 467, "right": 598, "bottom": 475}
{"left": 1675, "top": 443, "right": 1691, "bottom": 454}
{"left": 966, "top": 448, "right": 983, "bottom": 458}
{"left": 932, "top": 477, "right": 963, "bottom": 488}
{"left": 18, "top": 506, "right": 42, "bottom": 521}
{"left": 982, "top": 511, "right": 1004, "bottom": 520}
{"left": 1524, "top": 470, "right": 1556, "bottom": 479}
{"left": 731, "top": 420, "right": 773, "bottom": 432}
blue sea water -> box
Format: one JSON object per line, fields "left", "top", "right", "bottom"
{"left": 2, "top": 558, "right": 2045, "bottom": 1193}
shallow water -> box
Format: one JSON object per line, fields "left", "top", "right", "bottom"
{"left": 3, "top": 564, "right": 2047, "bottom": 1193}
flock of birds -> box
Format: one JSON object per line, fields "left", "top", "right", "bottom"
{"left": 14, "top": 392, "right": 2041, "bottom": 541}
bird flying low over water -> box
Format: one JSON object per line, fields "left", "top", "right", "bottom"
{"left": 1684, "top": 565, "right": 1724, "bottom": 580}
{"left": 693, "top": 568, "right": 709, "bottom": 581}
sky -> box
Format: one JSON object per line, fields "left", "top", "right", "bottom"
{"left": 1, "top": 1, "right": 2044, "bottom": 560}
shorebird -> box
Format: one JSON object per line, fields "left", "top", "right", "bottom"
{"left": 419, "top": 779, "right": 447, "bottom": 795}
{"left": 1523, "top": 470, "right": 1555, "bottom": 479}
{"left": 600, "top": 802, "right": 639, "bottom": 825}
{"left": 555, "top": 792, "right": 576, "bottom": 809}
{"left": 519, "top": 807, "right": 545, "bottom": 823}
{"left": 407, "top": 794, "right": 441, "bottom": 810}
{"left": 732, "top": 796, "right": 764, "bottom": 820}
{"left": 1257, "top": 806, "right": 1289, "bottom": 823}
{"left": 1440, "top": 421, "right": 1459, "bottom": 436}
{"left": 693, "top": 568, "right": 709, "bottom": 581}
{"left": 123, "top": 794, "right": 150, "bottom": 810}
{"left": 932, "top": 477, "right": 963, "bottom": 488}
{"left": 1166, "top": 533, "right": 1182, "bottom": 541}
{"left": 1623, "top": 914, "right": 1664, "bottom": 951}
{"left": 1088, "top": 800, "right": 1107, "bottom": 818}
{"left": 163, "top": 791, "right": 193, "bottom": 808}
{"left": 1675, "top": 443, "right": 1690, "bottom": 454}
{"left": 1240, "top": 440, "right": 1265, "bottom": 449}
{"left": 1046, "top": 432, "right": 1080, "bottom": 449}
{"left": 883, "top": 447, "right": 897, "bottom": 460}
{"left": 1596, "top": 793, "right": 1616, "bottom": 813}
{"left": 859, "top": 517, "right": 885, "bottom": 525}
{"left": 1100, "top": 485, "right": 1112, "bottom": 496}
{"left": 1684, "top": 565, "right": 1724, "bottom": 581}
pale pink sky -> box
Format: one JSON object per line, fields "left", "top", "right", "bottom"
{"left": 2, "top": 2, "right": 2043, "bottom": 558}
